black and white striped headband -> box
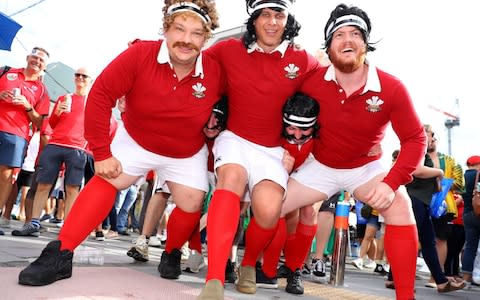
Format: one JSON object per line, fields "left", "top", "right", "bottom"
{"left": 167, "top": 2, "right": 211, "bottom": 24}
{"left": 247, "top": 0, "right": 292, "bottom": 15}
{"left": 283, "top": 114, "right": 317, "bottom": 128}
{"left": 325, "top": 14, "right": 369, "bottom": 42}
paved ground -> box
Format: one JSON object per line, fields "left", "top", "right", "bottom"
{"left": 1, "top": 219, "right": 479, "bottom": 299}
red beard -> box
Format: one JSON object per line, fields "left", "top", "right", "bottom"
{"left": 329, "top": 48, "right": 366, "bottom": 73}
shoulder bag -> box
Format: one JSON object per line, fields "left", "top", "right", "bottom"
{"left": 472, "top": 171, "right": 480, "bottom": 217}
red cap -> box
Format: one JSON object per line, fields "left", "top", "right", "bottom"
{"left": 466, "top": 155, "right": 480, "bottom": 166}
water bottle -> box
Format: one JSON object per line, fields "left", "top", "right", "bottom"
{"left": 73, "top": 246, "right": 104, "bottom": 265}
{"left": 351, "top": 242, "right": 360, "bottom": 258}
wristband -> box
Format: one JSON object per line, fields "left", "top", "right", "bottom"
{"left": 25, "top": 107, "right": 33, "bottom": 112}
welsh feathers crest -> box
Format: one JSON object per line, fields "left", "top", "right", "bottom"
{"left": 365, "top": 96, "right": 384, "bottom": 112}
{"left": 192, "top": 83, "right": 206, "bottom": 99}
{"left": 284, "top": 63, "right": 299, "bottom": 79}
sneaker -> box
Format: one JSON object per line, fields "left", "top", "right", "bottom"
{"left": 105, "top": 230, "right": 118, "bottom": 239}
{"left": 118, "top": 230, "right": 130, "bottom": 236}
{"left": 184, "top": 250, "right": 206, "bottom": 273}
{"left": 95, "top": 231, "right": 105, "bottom": 241}
{"left": 0, "top": 216, "right": 11, "bottom": 228}
{"left": 312, "top": 258, "right": 326, "bottom": 277}
{"left": 0, "top": 229, "right": 4, "bottom": 235}
{"left": 352, "top": 257, "right": 363, "bottom": 270}
{"left": 159, "top": 229, "right": 167, "bottom": 243}
{"left": 198, "top": 279, "right": 224, "bottom": 300}
{"left": 148, "top": 235, "right": 162, "bottom": 247}
{"left": 49, "top": 217, "right": 63, "bottom": 224}
{"left": 55, "top": 221, "right": 64, "bottom": 228}
{"left": 39, "top": 214, "right": 53, "bottom": 222}
{"left": 301, "top": 263, "right": 311, "bottom": 276}
{"left": 286, "top": 268, "right": 304, "bottom": 295}
{"left": 374, "top": 263, "right": 388, "bottom": 276}
{"left": 18, "top": 240, "right": 73, "bottom": 286}
{"left": 11, "top": 222, "right": 40, "bottom": 237}
{"left": 364, "top": 258, "right": 376, "bottom": 269}
{"left": 127, "top": 235, "right": 149, "bottom": 262}
{"left": 180, "top": 244, "right": 190, "bottom": 261}
{"left": 158, "top": 249, "right": 182, "bottom": 279}
{"left": 277, "top": 264, "right": 291, "bottom": 278}
{"left": 236, "top": 265, "right": 256, "bottom": 294}
{"left": 256, "top": 268, "right": 278, "bottom": 289}
{"left": 225, "top": 259, "right": 237, "bottom": 284}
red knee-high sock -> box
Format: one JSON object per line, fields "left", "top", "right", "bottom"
{"left": 286, "top": 222, "right": 317, "bottom": 271}
{"left": 384, "top": 224, "right": 418, "bottom": 300}
{"left": 205, "top": 189, "right": 240, "bottom": 284}
{"left": 262, "top": 217, "right": 286, "bottom": 278}
{"left": 241, "top": 217, "right": 278, "bottom": 268}
{"left": 283, "top": 232, "right": 296, "bottom": 270}
{"left": 165, "top": 207, "right": 201, "bottom": 253}
{"left": 188, "top": 223, "right": 202, "bottom": 253}
{"left": 59, "top": 176, "right": 118, "bottom": 251}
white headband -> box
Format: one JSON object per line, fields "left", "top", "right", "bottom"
{"left": 167, "top": 2, "right": 211, "bottom": 24}
{"left": 325, "top": 14, "right": 369, "bottom": 41}
{"left": 248, "top": 0, "right": 292, "bottom": 15}
{"left": 283, "top": 114, "right": 317, "bottom": 128}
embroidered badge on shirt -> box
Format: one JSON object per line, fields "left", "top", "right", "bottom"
{"left": 192, "top": 83, "right": 206, "bottom": 99}
{"left": 365, "top": 96, "right": 384, "bottom": 112}
{"left": 284, "top": 64, "right": 299, "bottom": 79}
{"left": 6, "top": 73, "right": 18, "bottom": 81}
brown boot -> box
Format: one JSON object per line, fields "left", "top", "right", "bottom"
{"left": 236, "top": 265, "right": 256, "bottom": 294}
{"left": 197, "top": 279, "right": 224, "bottom": 300}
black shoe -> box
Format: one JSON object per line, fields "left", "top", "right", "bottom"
{"left": 374, "top": 264, "right": 388, "bottom": 276}
{"left": 225, "top": 259, "right": 237, "bottom": 284}
{"left": 118, "top": 230, "right": 130, "bottom": 236}
{"left": 18, "top": 240, "right": 73, "bottom": 286}
{"left": 301, "top": 263, "right": 311, "bottom": 276}
{"left": 49, "top": 218, "right": 63, "bottom": 224}
{"left": 277, "top": 264, "right": 291, "bottom": 278}
{"left": 256, "top": 268, "right": 278, "bottom": 289}
{"left": 286, "top": 268, "right": 304, "bottom": 295}
{"left": 158, "top": 249, "right": 181, "bottom": 279}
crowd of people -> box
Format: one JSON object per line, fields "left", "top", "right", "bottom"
{"left": 1, "top": 1, "right": 479, "bottom": 299}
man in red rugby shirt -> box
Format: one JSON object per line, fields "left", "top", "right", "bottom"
{"left": 0, "top": 47, "right": 50, "bottom": 235}
{"left": 198, "top": 1, "right": 320, "bottom": 298}
{"left": 277, "top": 4, "right": 426, "bottom": 298}
{"left": 18, "top": 0, "right": 223, "bottom": 287}
{"left": 13, "top": 67, "right": 92, "bottom": 237}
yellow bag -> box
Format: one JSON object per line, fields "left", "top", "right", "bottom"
{"left": 440, "top": 155, "right": 465, "bottom": 220}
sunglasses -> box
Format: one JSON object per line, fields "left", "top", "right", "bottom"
{"left": 74, "top": 73, "right": 89, "bottom": 79}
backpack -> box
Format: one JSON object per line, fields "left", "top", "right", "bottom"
{"left": 0, "top": 66, "right": 11, "bottom": 78}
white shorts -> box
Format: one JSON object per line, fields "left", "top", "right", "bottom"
{"left": 291, "top": 156, "right": 386, "bottom": 199}
{"left": 213, "top": 130, "right": 289, "bottom": 194}
{"left": 111, "top": 124, "right": 209, "bottom": 192}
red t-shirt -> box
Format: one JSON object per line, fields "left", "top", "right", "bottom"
{"left": 85, "top": 40, "right": 224, "bottom": 161}
{"left": 49, "top": 94, "right": 87, "bottom": 150}
{"left": 300, "top": 65, "right": 426, "bottom": 191}
{"left": 0, "top": 68, "right": 50, "bottom": 139}
{"left": 205, "top": 39, "right": 320, "bottom": 147}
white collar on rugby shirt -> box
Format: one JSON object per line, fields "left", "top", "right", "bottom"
{"left": 324, "top": 59, "right": 381, "bottom": 94}
{"left": 157, "top": 40, "right": 205, "bottom": 79}
{"left": 247, "top": 40, "right": 289, "bottom": 58}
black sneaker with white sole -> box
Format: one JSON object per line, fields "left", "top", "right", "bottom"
{"left": 312, "top": 258, "right": 326, "bottom": 277}
{"left": 256, "top": 268, "right": 278, "bottom": 289}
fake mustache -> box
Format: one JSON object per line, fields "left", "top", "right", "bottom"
{"left": 173, "top": 42, "right": 200, "bottom": 52}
